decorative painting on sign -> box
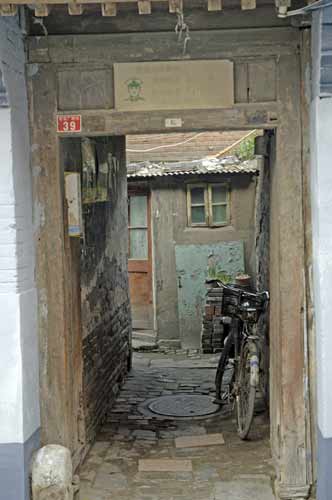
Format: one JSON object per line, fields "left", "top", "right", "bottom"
{"left": 126, "top": 79, "right": 144, "bottom": 102}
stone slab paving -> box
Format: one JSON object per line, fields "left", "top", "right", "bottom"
{"left": 175, "top": 433, "right": 225, "bottom": 448}
{"left": 79, "top": 351, "right": 274, "bottom": 500}
{"left": 214, "top": 476, "right": 275, "bottom": 499}
{"left": 138, "top": 459, "right": 193, "bottom": 472}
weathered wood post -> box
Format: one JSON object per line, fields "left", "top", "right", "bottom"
{"left": 32, "top": 445, "right": 77, "bottom": 500}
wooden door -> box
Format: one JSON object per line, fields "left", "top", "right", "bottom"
{"left": 128, "top": 189, "right": 153, "bottom": 330}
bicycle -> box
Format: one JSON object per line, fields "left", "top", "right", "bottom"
{"left": 212, "top": 280, "right": 269, "bottom": 440}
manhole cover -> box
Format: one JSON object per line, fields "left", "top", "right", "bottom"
{"left": 148, "top": 394, "right": 220, "bottom": 418}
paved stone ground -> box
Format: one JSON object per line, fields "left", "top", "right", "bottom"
{"left": 79, "top": 351, "right": 274, "bottom": 500}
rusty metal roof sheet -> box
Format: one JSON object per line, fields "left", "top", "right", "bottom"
{"left": 127, "top": 156, "right": 260, "bottom": 179}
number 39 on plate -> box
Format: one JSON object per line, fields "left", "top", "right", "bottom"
{"left": 57, "top": 115, "right": 82, "bottom": 133}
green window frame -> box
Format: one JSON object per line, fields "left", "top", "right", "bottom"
{"left": 187, "top": 183, "right": 230, "bottom": 227}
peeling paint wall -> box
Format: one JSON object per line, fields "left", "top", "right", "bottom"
{"left": 81, "top": 137, "right": 131, "bottom": 442}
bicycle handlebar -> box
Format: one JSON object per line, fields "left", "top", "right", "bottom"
{"left": 208, "top": 279, "right": 269, "bottom": 302}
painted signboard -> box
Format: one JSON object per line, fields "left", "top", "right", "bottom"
{"left": 57, "top": 115, "right": 82, "bottom": 133}
{"left": 114, "top": 60, "right": 234, "bottom": 112}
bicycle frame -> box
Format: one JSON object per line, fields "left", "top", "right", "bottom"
{"left": 227, "top": 318, "right": 261, "bottom": 402}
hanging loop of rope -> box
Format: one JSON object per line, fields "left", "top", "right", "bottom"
{"left": 174, "top": 9, "right": 190, "bottom": 56}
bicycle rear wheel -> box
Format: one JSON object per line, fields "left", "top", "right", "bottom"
{"left": 215, "top": 331, "right": 235, "bottom": 404}
{"left": 236, "top": 341, "right": 257, "bottom": 440}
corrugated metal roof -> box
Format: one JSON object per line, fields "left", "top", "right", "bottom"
{"left": 127, "top": 156, "right": 260, "bottom": 179}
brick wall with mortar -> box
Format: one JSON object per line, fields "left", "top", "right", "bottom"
{"left": 80, "top": 137, "right": 131, "bottom": 443}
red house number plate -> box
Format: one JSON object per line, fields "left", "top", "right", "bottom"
{"left": 57, "top": 115, "right": 82, "bottom": 133}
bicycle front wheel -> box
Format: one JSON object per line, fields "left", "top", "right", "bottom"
{"left": 236, "top": 341, "right": 257, "bottom": 440}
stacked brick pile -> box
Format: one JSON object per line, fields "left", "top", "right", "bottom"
{"left": 201, "top": 287, "right": 225, "bottom": 354}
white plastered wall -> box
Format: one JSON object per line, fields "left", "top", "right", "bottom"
{"left": 0, "top": 17, "right": 39, "bottom": 445}
{"left": 311, "top": 96, "right": 332, "bottom": 439}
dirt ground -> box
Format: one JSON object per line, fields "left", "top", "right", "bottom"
{"left": 79, "top": 351, "right": 274, "bottom": 500}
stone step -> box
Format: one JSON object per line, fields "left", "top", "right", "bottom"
{"left": 132, "top": 329, "right": 158, "bottom": 350}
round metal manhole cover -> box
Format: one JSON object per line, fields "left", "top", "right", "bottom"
{"left": 147, "top": 394, "right": 220, "bottom": 418}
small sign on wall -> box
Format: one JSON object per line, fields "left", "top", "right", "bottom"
{"left": 57, "top": 115, "right": 82, "bottom": 133}
{"left": 64, "top": 172, "right": 83, "bottom": 237}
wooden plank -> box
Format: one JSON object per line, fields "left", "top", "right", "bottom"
{"left": 35, "top": 102, "right": 278, "bottom": 136}
{"left": 0, "top": 4, "right": 17, "bottom": 14}
{"left": 26, "top": 5, "right": 292, "bottom": 36}
{"left": 168, "top": 0, "right": 182, "bottom": 13}
{"left": 241, "top": 0, "right": 256, "bottom": 9}
{"left": 208, "top": 0, "right": 222, "bottom": 11}
{"left": 248, "top": 59, "right": 277, "bottom": 102}
{"left": 101, "top": 2, "right": 116, "bottom": 15}
{"left": 68, "top": 2, "right": 83, "bottom": 14}
{"left": 28, "top": 63, "right": 75, "bottom": 450}
{"left": 234, "top": 62, "right": 248, "bottom": 103}
{"left": 138, "top": 0, "right": 151, "bottom": 14}
{"left": 300, "top": 26, "right": 315, "bottom": 487}
{"left": 34, "top": 4, "right": 49, "bottom": 15}
{"left": 113, "top": 60, "right": 234, "bottom": 111}
{"left": 28, "top": 28, "right": 299, "bottom": 65}
{"left": 57, "top": 69, "right": 114, "bottom": 110}
{"left": 273, "top": 52, "right": 311, "bottom": 496}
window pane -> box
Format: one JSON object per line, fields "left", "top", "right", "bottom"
{"left": 130, "top": 229, "right": 148, "bottom": 259}
{"left": 190, "top": 187, "right": 205, "bottom": 205}
{"left": 191, "top": 206, "right": 206, "bottom": 224}
{"left": 212, "top": 205, "right": 227, "bottom": 224}
{"left": 129, "top": 195, "right": 147, "bottom": 227}
{"left": 212, "top": 186, "right": 227, "bottom": 204}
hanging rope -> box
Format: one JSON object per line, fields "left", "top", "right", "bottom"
{"left": 174, "top": 9, "right": 190, "bottom": 56}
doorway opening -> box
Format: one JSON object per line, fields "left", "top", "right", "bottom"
{"left": 59, "top": 128, "right": 274, "bottom": 498}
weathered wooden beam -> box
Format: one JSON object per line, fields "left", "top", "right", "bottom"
{"left": 26, "top": 4, "right": 291, "bottom": 36}
{"left": 168, "top": 0, "right": 182, "bottom": 13}
{"left": 0, "top": 3, "right": 17, "bottom": 14}
{"left": 34, "top": 4, "right": 49, "bottom": 16}
{"left": 47, "top": 103, "right": 279, "bottom": 137}
{"left": 208, "top": 0, "right": 222, "bottom": 11}
{"left": 68, "top": 2, "right": 83, "bottom": 15}
{"left": 138, "top": 0, "right": 151, "bottom": 14}
{"left": 101, "top": 1, "right": 116, "bottom": 15}
{"left": 241, "top": 0, "right": 256, "bottom": 10}
{"left": 28, "top": 28, "right": 299, "bottom": 65}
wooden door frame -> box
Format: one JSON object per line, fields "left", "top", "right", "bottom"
{"left": 128, "top": 187, "right": 154, "bottom": 330}
{"left": 28, "top": 26, "right": 314, "bottom": 498}
{"left": 128, "top": 187, "right": 152, "bottom": 275}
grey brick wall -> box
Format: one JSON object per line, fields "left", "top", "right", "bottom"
{"left": 81, "top": 137, "right": 131, "bottom": 443}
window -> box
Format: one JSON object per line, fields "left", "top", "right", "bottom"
{"left": 187, "top": 183, "right": 230, "bottom": 227}
{"left": 128, "top": 194, "right": 148, "bottom": 259}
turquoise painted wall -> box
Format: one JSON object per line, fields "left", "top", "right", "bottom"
{"left": 175, "top": 241, "right": 244, "bottom": 348}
